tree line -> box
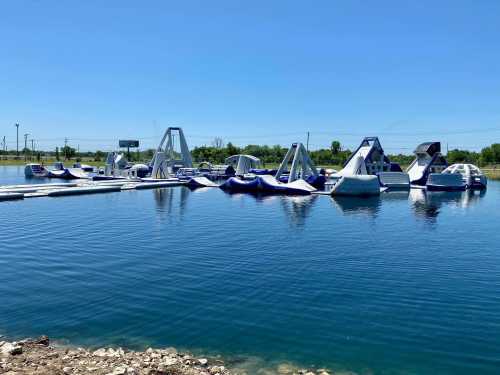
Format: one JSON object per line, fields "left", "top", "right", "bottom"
{"left": 2, "top": 141, "right": 499, "bottom": 167}
{"left": 190, "top": 141, "right": 354, "bottom": 166}
{"left": 191, "top": 141, "right": 500, "bottom": 167}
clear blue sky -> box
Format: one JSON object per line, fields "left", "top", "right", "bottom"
{"left": 1, "top": 0, "right": 499, "bottom": 153}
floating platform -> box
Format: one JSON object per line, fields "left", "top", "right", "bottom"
{"left": 135, "top": 181, "right": 185, "bottom": 189}
{"left": 0, "top": 178, "right": 187, "bottom": 202}
{"left": 311, "top": 190, "right": 331, "bottom": 196}
{"left": 0, "top": 182, "right": 78, "bottom": 191}
{"left": 0, "top": 192, "right": 24, "bottom": 201}
{"left": 328, "top": 175, "right": 381, "bottom": 197}
{"left": 47, "top": 186, "right": 123, "bottom": 197}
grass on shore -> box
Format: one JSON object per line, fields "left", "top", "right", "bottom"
{"left": 484, "top": 169, "right": 500, "bottom": 180}
{"left": 0, "top": 158, "right": 104, "bottom": 167}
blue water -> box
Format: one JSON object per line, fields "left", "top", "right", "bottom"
{"left": 1, "top": 166, "right": 499, "bottom": 375}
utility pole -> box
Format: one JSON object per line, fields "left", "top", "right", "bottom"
{"left": 24, "top": 133, "right": 29, "bottom": 161}
{"left": 15, "top": 123, "right": 19, "bottom": 156}
{"left": 306, "top": 131, "right": 310, "bottom": 152}
{"left": 64, "top": 137, "right": 68, "bottom": 160}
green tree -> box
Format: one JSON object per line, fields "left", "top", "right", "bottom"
{"left": 479, "top": 146, "right": 494, "bottom": 165}
{"left": 94, "top": 150, "right": 104, "bottom": 162}
{"left": 447, "top": 149, "right": 479, "bottom": 164}
{"left": 226, "top": 142, "right": 240, "bottom": 156}
{"left": 145, "top": 149, "right": 155, "bottom": 160}
{"left": 61, "top": 145, "right": 76, "bottom": 160}
{"left": 388, "top": 153, "right": 414, "bottom": 166}
{"left": 55, "top": 147, "right": 60, "bottom": 161}
{"left": 331, "top": 140, "right": 341, "bottom": 155}
{"left": 491, "top": 143, "right": 500, "bottom": 162}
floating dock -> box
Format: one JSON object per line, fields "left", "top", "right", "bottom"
{"left": 0, "top": 192, "right": 24, "bottom": 201}
{"left": 0, "top": 176, "right": 445, "bottom": 203}
{"left": 0, "top": 179, "right": 187, "bottom": 201}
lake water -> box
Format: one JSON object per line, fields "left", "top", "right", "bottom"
{"left": 1, "top": 165, "right": 499, "bottom": 375}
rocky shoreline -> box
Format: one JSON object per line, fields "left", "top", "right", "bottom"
{"left": 0, "top": 336, "right": 229, "bottom": 375}
{"left": 0, "top": 336, "right": 335, "bottom": 375}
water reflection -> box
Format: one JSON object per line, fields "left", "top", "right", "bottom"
{"left": 220, "top": 190, "right": 318, "bottom": 227}
{"left": 154, "top": 187, "right": 174, "bottom": 211}
{"left": 457, "top": 188, "right": 487, "bottom": 207}
{"left": 279, "top": 195, "right": 318, "bottom": 227}
{"left": 381, "top": 189, "right": 410, "bottom": 201}
{"left": 331, "top": 195, "right": 382, "bottom": 217}
{"left": 221, "top": 190, "right": 280, "bottom": 203}
{"left": 186, "top": 186, "right": 216, "bottom": 194}
{"left": 409, "top": 188, "right": 486, "bottom": 223}
{"left": 153, "top": 187, "right": 189, "bottom": 217}
{"left": 154, "top": 186, "right": 487, "bottom": 226}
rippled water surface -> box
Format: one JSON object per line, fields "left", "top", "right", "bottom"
{"left": 1, "top": 166, "right": 500, "bottom": 375}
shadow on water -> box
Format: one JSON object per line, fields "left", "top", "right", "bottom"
{"left": 409, "top": 188, "right": 486, "bottom": 223}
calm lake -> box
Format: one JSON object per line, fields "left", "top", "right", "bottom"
{"left": 1, "top": 165, "right": 499, "bottom": 375}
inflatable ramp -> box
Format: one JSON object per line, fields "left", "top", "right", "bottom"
{"left": 48, "top": 168, "right": 90, "bottom": 179}
{"left": 337, "top": 137, "right": 393, "bottom": 176}
{"left": 406, "top": 142, "right": 448, "bottom": 185}
{"left": 220, "top": 177, "right": 260, "bottom": 192}
{"left": 259, "top": 175, "right": 316, "bottom": 195}
{"left": 187, "top": 177, "right": 219, "bottom": 188}
{"left": 220, "top": 175, "right": 315, "bottom": 195}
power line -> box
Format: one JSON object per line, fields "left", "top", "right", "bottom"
{"left": 20, "top": 125, "right": 500, "bottom": 144}
{"left": 2, "top": 126, "right": 498, "bottom": 154}
{"left": 310, "top": 128, "right": 500, "bottom": 137}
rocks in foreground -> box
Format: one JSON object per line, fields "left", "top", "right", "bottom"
{"left": 0, "top": 336, "right": 229, "bottom": 375}
{"left": 0, "top": 337, "right": 339, "bottom": 375}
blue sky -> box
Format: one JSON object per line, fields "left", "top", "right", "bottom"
{"left": 1, "top": 0, "right": 499, "bottom": 153}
